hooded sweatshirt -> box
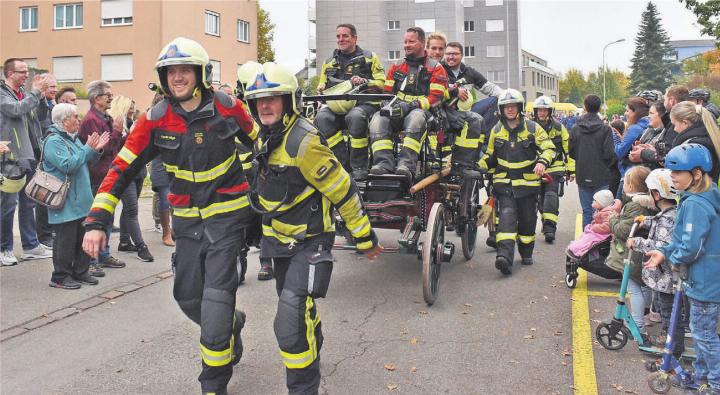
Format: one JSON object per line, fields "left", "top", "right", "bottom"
{"left": 569, "top": 112, "right": 616, "bottom": 188}
{"left": 659, "top": 185, "right": 720, "bottom": 303}
{"left": 615, "top": 116, "right": 650, "bottom": 177}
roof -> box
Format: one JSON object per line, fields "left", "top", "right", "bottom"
{"left": 669, "top": 39, "right": 717, "bottom": 48}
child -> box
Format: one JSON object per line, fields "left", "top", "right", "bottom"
{"left": 567, "top": 190, "right": 621, "bottom": 257}
{"left": 646, "top": 144, "right": 720, "bottom": 394}
{"left": 626, "top": 169, "right": 680, "bottom": 353}
{"left": 605, "top": 165, "right": 654, "bottom": 334}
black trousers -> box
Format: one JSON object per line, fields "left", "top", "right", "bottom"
{"left": 496, "top": 193, "right": 538, "bottom": 263}
{"left": 50, "top": 218, "right": 90, "bottom": 283}
{"left": 539, "top": 175, "right": 563, "bottom": 234}
{"left": 35, "top": 205, "right": 53, "bottom": 245}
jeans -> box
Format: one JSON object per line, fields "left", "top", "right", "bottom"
{"left": 156, "top": 185, "right": 170, "bottom": 211}
{"left": 627, "top": 279, "right": 651, "bottom": 330}
{"left": 471, "top": 96, "right": 499, "bottom": 133}
{"left": 1, "top": 189, "right": 39, "bottom": 252}
{"left": 689, "top": 298, "right": 720, "bottom": 389}
{"left": 120, "top": 179, "right": 146, "bottom": 248}
{"left": 578, "top": 185, "right": 609, "bottom": 228}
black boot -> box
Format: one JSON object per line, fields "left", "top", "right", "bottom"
{"left": 495, "top": 256, "right": 512, "bottom": 275}
{"left": 231, "top": 309, "right": 246, "bottom": 366}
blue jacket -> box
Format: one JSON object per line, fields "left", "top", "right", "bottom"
{"left": 42, "top": 125, "right": 100, "bottom": 224}
{"left": 659, "top": 185, "right": 720, "bottom": 303}
{"left": 615, "top": 117, "right": 649, "bottom": 177}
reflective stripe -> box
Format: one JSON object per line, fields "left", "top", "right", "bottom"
{"left": 518, "top": 234, "right": 536, "bottom": 244}
{"left": 248, "top": 121, "right": 259, "bottom": 141}
{"left": 384, "top": 79, "right": 395, "bottom": 89}
{"left": 200, "top": 344, "right": 232, "bottom": 367}
{"left": 496, "top": 232, "right": 516, "bottom": 242}
{"left": 350, "top": 137, "right": 368, "bottom": 149}
{"left": 173, "top": 195, "right": 249, "bottom": 219}
{"left": 542, "top": 213, "right": 559, "bottom": 223}
{"left": 262, "top": 224, "right": 297, "bottom": 244}
{"left": 455, "top": 124, "right": 480, "bottom": 149}
{"left": 371, "top": 139, "right": 393, "bottom": 152}
{"left": 91, "top": 193, "right": 120, "bottom": 214}
{"left": 242, "top": 162, "right": 253, "bottom": 170}
{"left": 326, "top": 131, "right": 344, "bottom": 148}
{"left": 402, "top": 136, "right": 422, "bottom": 154}
{"left": 356, "top": 240, "right": 373, "bottom": 250}
{"left": 319, "top": 171, "right": 349, "bottom": 202}
{"left": 280, "top": 296, "right": 318, "bottom": 369}
{"left": 497, "top": 158, "right": 535, "bottom": 169}
{"left": 259, "top": 186, "right": 315, "bottom": 212}
{"left": 417, "top": 97, "right": 430, "bottom": 110}
{"left": 164, "top": 154, "right": 236, "bottom": 183}
{"left": 429, "top": 83, "right": 446, "bottom": 93}
{"left": 546, "top": 165, "right": 566, "bottom": 173}
{"left": 117, "top": 147, "right": 137, "bottom": 165}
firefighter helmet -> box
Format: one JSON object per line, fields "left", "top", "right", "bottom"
{"left": 533, "top": 95, "right": 554, "bottom": 119}
{"left": 236, "top": 61, "right": 263, "bottom": 99}
{"left": 324, "top": 80, "right": 356, "bottom": 115}
{"left": 155, "top": 37, "right": 213, "bottom": 94}
{"left": 497, "top": 89, "right": 525, "bottom": 118}
{"left": 244, "top": 62, "right": 303, "bottom": 115}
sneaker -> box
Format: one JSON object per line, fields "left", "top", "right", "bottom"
{"left": 698, "top": 385, "right": 720, "bottom": 395}
{"left": 22, "top": 244, "right": 52, "bottom": 260}
{"left": 118, "top": 242, "right": 138, "bottom": 252}
{"left": 231, "top": 310, "right": 246, "bottom": 366}
{"left": 1, "top": 250, "right": 18, "bottom": 266}
{"left": 258, "top": 263, "right": 273, "bottom": 281}
{"left": 136, "top": 245, "right": 154, "bottom": 262}
{"left": 153, "top": 223, "right": 162, "bottom": 233}
{"left": 100, "top": 256, "right": 126, "bottom": 268}
{"left": 685, "top": 326, "right": 692, "bottom": 338}
{"left": 671, "top": 374, "right": 700, "bottom": 390}
{"left": 72, "top": 272, "right": 99, "bottom": 285}
{"left": 89, "top": 264, "right": 106, "bottom": 277}
{"left": 49, "top": 277, "right": 81, "bottom": 290}
{"left": 39, "top": 240, "right": 53, "bottom": 249}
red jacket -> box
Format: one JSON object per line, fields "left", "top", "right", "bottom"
{"left": 383, "top": 52, "right": 448, "bottom": 110}
{"left": 78, "top": 106, "right": 122, "bottom": 188}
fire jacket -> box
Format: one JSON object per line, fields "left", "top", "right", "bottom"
{"left": 537, "top": 119, "right": 575, "bottom": 176}
{"left": 318, "top": 46, "right": 385, "bottom": 92}
{"left": 383, "top": 53, "right": 448, "bottom": 110}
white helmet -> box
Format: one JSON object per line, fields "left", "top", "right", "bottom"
{"left": 645, "top": 168, "right": 678, "bottom": 200}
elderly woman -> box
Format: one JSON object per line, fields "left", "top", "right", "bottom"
{"left": 44, "top": 103, "right": 109, "bottom": 289}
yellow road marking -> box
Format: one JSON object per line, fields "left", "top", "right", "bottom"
{"left": 587, "top": 291, "right": 619, "bottom": 298}
{"left": 572, "top": 213, "right": 598, "bottom": 394}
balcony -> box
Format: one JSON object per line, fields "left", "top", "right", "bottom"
{"left": 308, "top": 35, "right": 316, "bottom": 53}
{"left": 308, "top": 5, "right": 316, "bottom": 23}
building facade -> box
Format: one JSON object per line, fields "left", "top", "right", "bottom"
{"left": 1, "top": 0, "right": 258, "bottom": 106}
{"left": 669, "top": 39, "right": 716, "bottom": 75}
{"left": 519, "top": 50, "right": 559, "bottom": 102}
{"left": 309, "top": 0, "right": 521, "bottom": 90}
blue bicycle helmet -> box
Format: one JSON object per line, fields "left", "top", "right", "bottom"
{"left": 664, "top": 143, "right": 713, "bottom": 172}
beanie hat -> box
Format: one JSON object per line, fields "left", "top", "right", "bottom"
{"left": 593, "top": 190, "right": 614, "bottom": 208}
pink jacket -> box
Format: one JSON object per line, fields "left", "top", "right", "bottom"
{"left": 589, "top": 199, "right": 622, "bottom": 234}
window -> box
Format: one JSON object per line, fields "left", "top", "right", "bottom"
{"left": 388, "top": 20, "right": 400, "bottom": 30}
{"left": 521, "top": 70, "right": 525, "bottom": 86}
{"left": 414, "top": 0, "right": 435, "bottom": 2}
{"left": 464, "top": 46, "right": 475, "bottom": 58}
{"left": 414, "top": 19, "right": 435, "bottom": 33}
{"left": 463, "top": 0, "right": 475, "bottom": 6}
{"left": 101, "top": 0, "right": 132, "bottom": 26}
{"left": 487, "top": 70, "right": 505, "bottom": 83}
{"left": 210, "top": 60, "right": 221, "bottom": 84}
{"left": 486, "top": 19, "right": 504, "bottom": 32}
{"left": 22, "top": 58, "right": 38, "bottom": 69}
{"left": 388, "top": 50, "right": 400, "bottom": 61}
{"left": 53, "top": 56, "right": 83, "bottom": 82}
{"left": 20, "top": 7, "right": 38, "bottom": 32}
{"left": 101, "top": 54, "right": 133, "bottom": 81}
{"left": 486, "top": 45, "right": 504, "bottom": 58}
{"left": 237, "top": 20, "right": 249, "bottom": 42}
{"left": 486, "top": 0, "right": 503, "bottom": 5}
{"left": 205, "top": 10, "right": 220, "bottom": 36}
{"left": 54, "top": 4, "right": 83, "bottom": 29}
{"left": 463, "top": 20, "right": 474, "bottom": 32}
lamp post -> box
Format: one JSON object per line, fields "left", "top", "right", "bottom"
{"left": 603, "top": 38, "right": 626, "bottom": 113}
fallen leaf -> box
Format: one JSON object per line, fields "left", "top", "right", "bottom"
{"left": 384, "top": 364, "right": 396, "bottom": 371}
{"left": 553, "top": 331, "right": 564, "bottom": 336}
{"left": 561, "top": 348, "right": 573, "bottom": 356}
{"left": 593, "top": 309, "right": 601, "bottom": 313}
{"left": 413, "top": 300, "right": 422, "bottom": 304}
{"left": 543, "top": 295, "right": 549, "bottom": 300}
{"left": 409, "top": 338, "right": 418, "bottom": 345}
{"left": 551, "top": 284, "right": 558, "bottom": 288}
{"left": 462, "top": 311, "right": 469, "bottom": 315}
{"left": 523, "top": 335, "right": 535, "bottom": 340}
{"left": 410, "top": 366, "right": 417, "bottom": 373}
{"left": 418, "top": 310, "right": 428, "bottom": 315}
{"left": 464, "top": 303, "right": 473, "bottom": 307}
{"left": 509, "top": 360, "right": 519, "bottom": 364}
{"left": 387, "top": 384, "right": 398, "bottom": 390}
{"left": 561, "top": 361, "right": 567, "bottom": 366}
{"left": 489, "top": 313, "right": 495, "bottom": 317}
{"left": 530, "top": 327, "right": 537, "bottom": 332}
{"left": 400, "top": 330, "right": 409, "bottom": 335}
{"left": 116, "top": 368, "right": 123, "bottom": 373}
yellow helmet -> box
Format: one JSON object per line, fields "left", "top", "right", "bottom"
{"left": 236, "top": 61, "right": 263, "bottom": 99}
{"left": 324, "top": 80, "right": 355, "bottom": 114}
{"left": 497, "top": 89, "right": 525, "bottom": 118}
{"left": 155, "top": 37, "right": 212, "bottom": 93}
{"left": 244, "top": 62, "right": 302, "bottom": 115}
{"left": 533, "top": 95, "right": 554, "bottom": 119}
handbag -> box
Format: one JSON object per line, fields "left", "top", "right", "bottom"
{"left": 24, "top": 136, "right": 71, "bottom": 209}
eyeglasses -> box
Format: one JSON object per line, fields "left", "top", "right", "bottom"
{"left": 101, "top": 93, "right": 114, "bottom": 99}
{"left": 12, "top": 70, "right": 29, "bottom": 75}
{"left": 445, "top": 52, "right": 462, "bottom": 57}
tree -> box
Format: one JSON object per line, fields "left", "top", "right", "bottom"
{"left": 683, "top": 49, "right": 720, "bottom": 76}
{"left": 559, "top": 69, "right": 587, "bottom": 104}
{"left": 679, "top": 0, "right": 720, "bottom": 43}
{"left": 628, "top": 2, "right": 675, "bottom": 92}
{"left": 587, "top": 67, "right": 630, "bottom": 101}
{"left": 257, "top": 4, "right": 275, "bottom": 63}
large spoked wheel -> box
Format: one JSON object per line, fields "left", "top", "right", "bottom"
{"left": 647, "top": 372, "right": 671, "bottom": 394}
{"left": 422, "top": 202, "right": 445, "bottom": 306}
{"left": 595, "top": 320, "right": 631, "bottom": 350}
{"left": 459, "top": 177, "right": 480, "bottom": 260}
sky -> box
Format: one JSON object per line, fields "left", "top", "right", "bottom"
{"left": 259, "top": 0, "right": 711, "bottom": 76}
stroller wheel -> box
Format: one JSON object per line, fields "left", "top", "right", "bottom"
{"left": 565, "top": 273, "right": 577, "bottom": 289}
{"left": 595, "top": 320, "right": 630, "bottom": 350}
{"left": 645, "top": 359, "right": 659, "bottom": 372}
{"left": 647, "top": 371, "right": 671, "bottom": 394}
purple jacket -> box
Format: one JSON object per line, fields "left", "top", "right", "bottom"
{"left": 78, "top": 106, "right": 122, "bottom": 187}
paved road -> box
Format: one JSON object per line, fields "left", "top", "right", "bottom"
{"left": 1, "top": 186, "right": 662, "bottom": 394}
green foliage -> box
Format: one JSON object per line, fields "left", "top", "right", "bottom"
{"left": 257, "top": 4, "right": 275, "bottom": 63}
{"left": 679, "top": 0, "right": 720, "bottom": 43}
{"left": 559, "top": 67, "right": 629, "bottom": 106}
{"left": 605, "top": 99, "right": 626, "bottom": 118}
{"left": 303, "top": 75, "right": 320, "bottom": 95}
{"left": 559, "top": 69, "right": 587, "bottom": 105}
{"left": 629, "top": 2, "right": 675, "bottom": 92}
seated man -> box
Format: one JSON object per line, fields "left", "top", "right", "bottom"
{"left": 368, "top": 27, "right": 448, "bottom": 179}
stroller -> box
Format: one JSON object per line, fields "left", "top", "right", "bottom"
{"left": 565, "top": 236, "right": 622, "bottom": 288}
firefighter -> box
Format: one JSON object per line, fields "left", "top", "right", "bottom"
{"left": 244, "top": 62, "right": 382, "bottom": 394}
{"left": 82, "top": 37, "right": 258, "bottom": 395}
{"left": 369, "top": 26, "right": 449, "bottom": 179}
{"left": 479, "top": 89, "right": 555, "bottom": 275}
{"left": 315, "top": 23, "right": 385, "bottom": 179}
{"left": 532, "top": 96, "right": 574, "bottom": 243}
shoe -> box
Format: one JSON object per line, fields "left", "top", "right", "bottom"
{"left": 670, "top": 374, "right": 700, "bottom": 390}
{"left": 22, "top": 244, "right": 52, "bottom": 260}
{"left": 650, "top": 332, "right": 668, "bottom": 347}
{"left": 100, "top": 256, "right": 126, "bottom": 268}
{"left": 231, "top": 310, "right": 246, "bottom": 366}
{"left": 73, "top": 272, "right": 99, "bottom": 285}
{"left": 258, "top": 263, "right": 273, "bottom": 281}
{"left": 394, "top": 164, "right": 413, "bottom": 179}
{"left": 351, "top": 169, "right": 369, "bottom": 180}
{"left": 118, "top": 241, "right": 138, "bottom": 252}
{"left": 495, "top": 256, "right": 512, "bottom": 275}
{"left": 49, "top": 277, "right": 81, "bottom": 290}
{"left": 112, "top": 225, "right": 120, "bottom": 233}
{"left": 153, "top": 223, "right": 162, "bottom": 233}
{"left": 89, "top": 264, "right": 106, "bottom": 277}
{"left": 698, "top": 385, "right": 720, "bottom": 394}
{"left": 685, "top": 326, "right": 692, "bottom": 338}
{"left": 521, "top": 257, "right": 534, "bottom": 266}
{"left": 486, "top": 236, "right": 497, "bottom": 249}
{"left": 40, "top": 240, "right": 53, "bottom": 249}
{"left": 160, "top": 211, "right": 175, "bottom": 247}
{"left": 1, "top": 250, "right": 18, "bottom": 266}
{"left": 646, "top": 311, "right": 662, "bottom": 323}
{"left": 136, "top": 245, "right": 154, "bottom": 262}
{"left": 202, "top": 388, "right": 228, "bottom": 395}
{"left": 369, "top": 165, "right": 389, "bottom": 175}
{"left": 544, "top": 232, "right": 555, "bottom": 243}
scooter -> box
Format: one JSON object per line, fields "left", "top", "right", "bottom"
{"left": 647, "top": 265, "right": 695, "bottom": 394}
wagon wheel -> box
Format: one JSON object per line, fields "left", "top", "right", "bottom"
{"left": 459, "top": 176, "right": 480, "bottom": 260}
{"left": 422, "top": 202, "right": 445, "bottom": 305}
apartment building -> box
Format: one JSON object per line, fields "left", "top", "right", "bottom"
{"left": 1, "top": 0, "right": 258, "bottom": 106}
{"left": 519, "top": 50, "right": 559, "bottom": 102}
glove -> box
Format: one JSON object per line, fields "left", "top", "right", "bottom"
{"left": 393, "top": 101, "right": 417, "bottom": 119}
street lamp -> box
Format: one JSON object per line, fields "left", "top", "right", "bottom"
{"left": 603, "top": 38, "right": 626, "bottom": 114}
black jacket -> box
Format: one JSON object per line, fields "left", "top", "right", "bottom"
{"left": 640, "top": 113, "right": 676, "bottom": 167}
{"left": 672, "top": 121, "right": 720, "bottom": 182}
{"left": 441, "top": 62, "right": 488, "bottom": 94}
{"left": 569, "top": 113, "right": 616, "bottom": 188}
